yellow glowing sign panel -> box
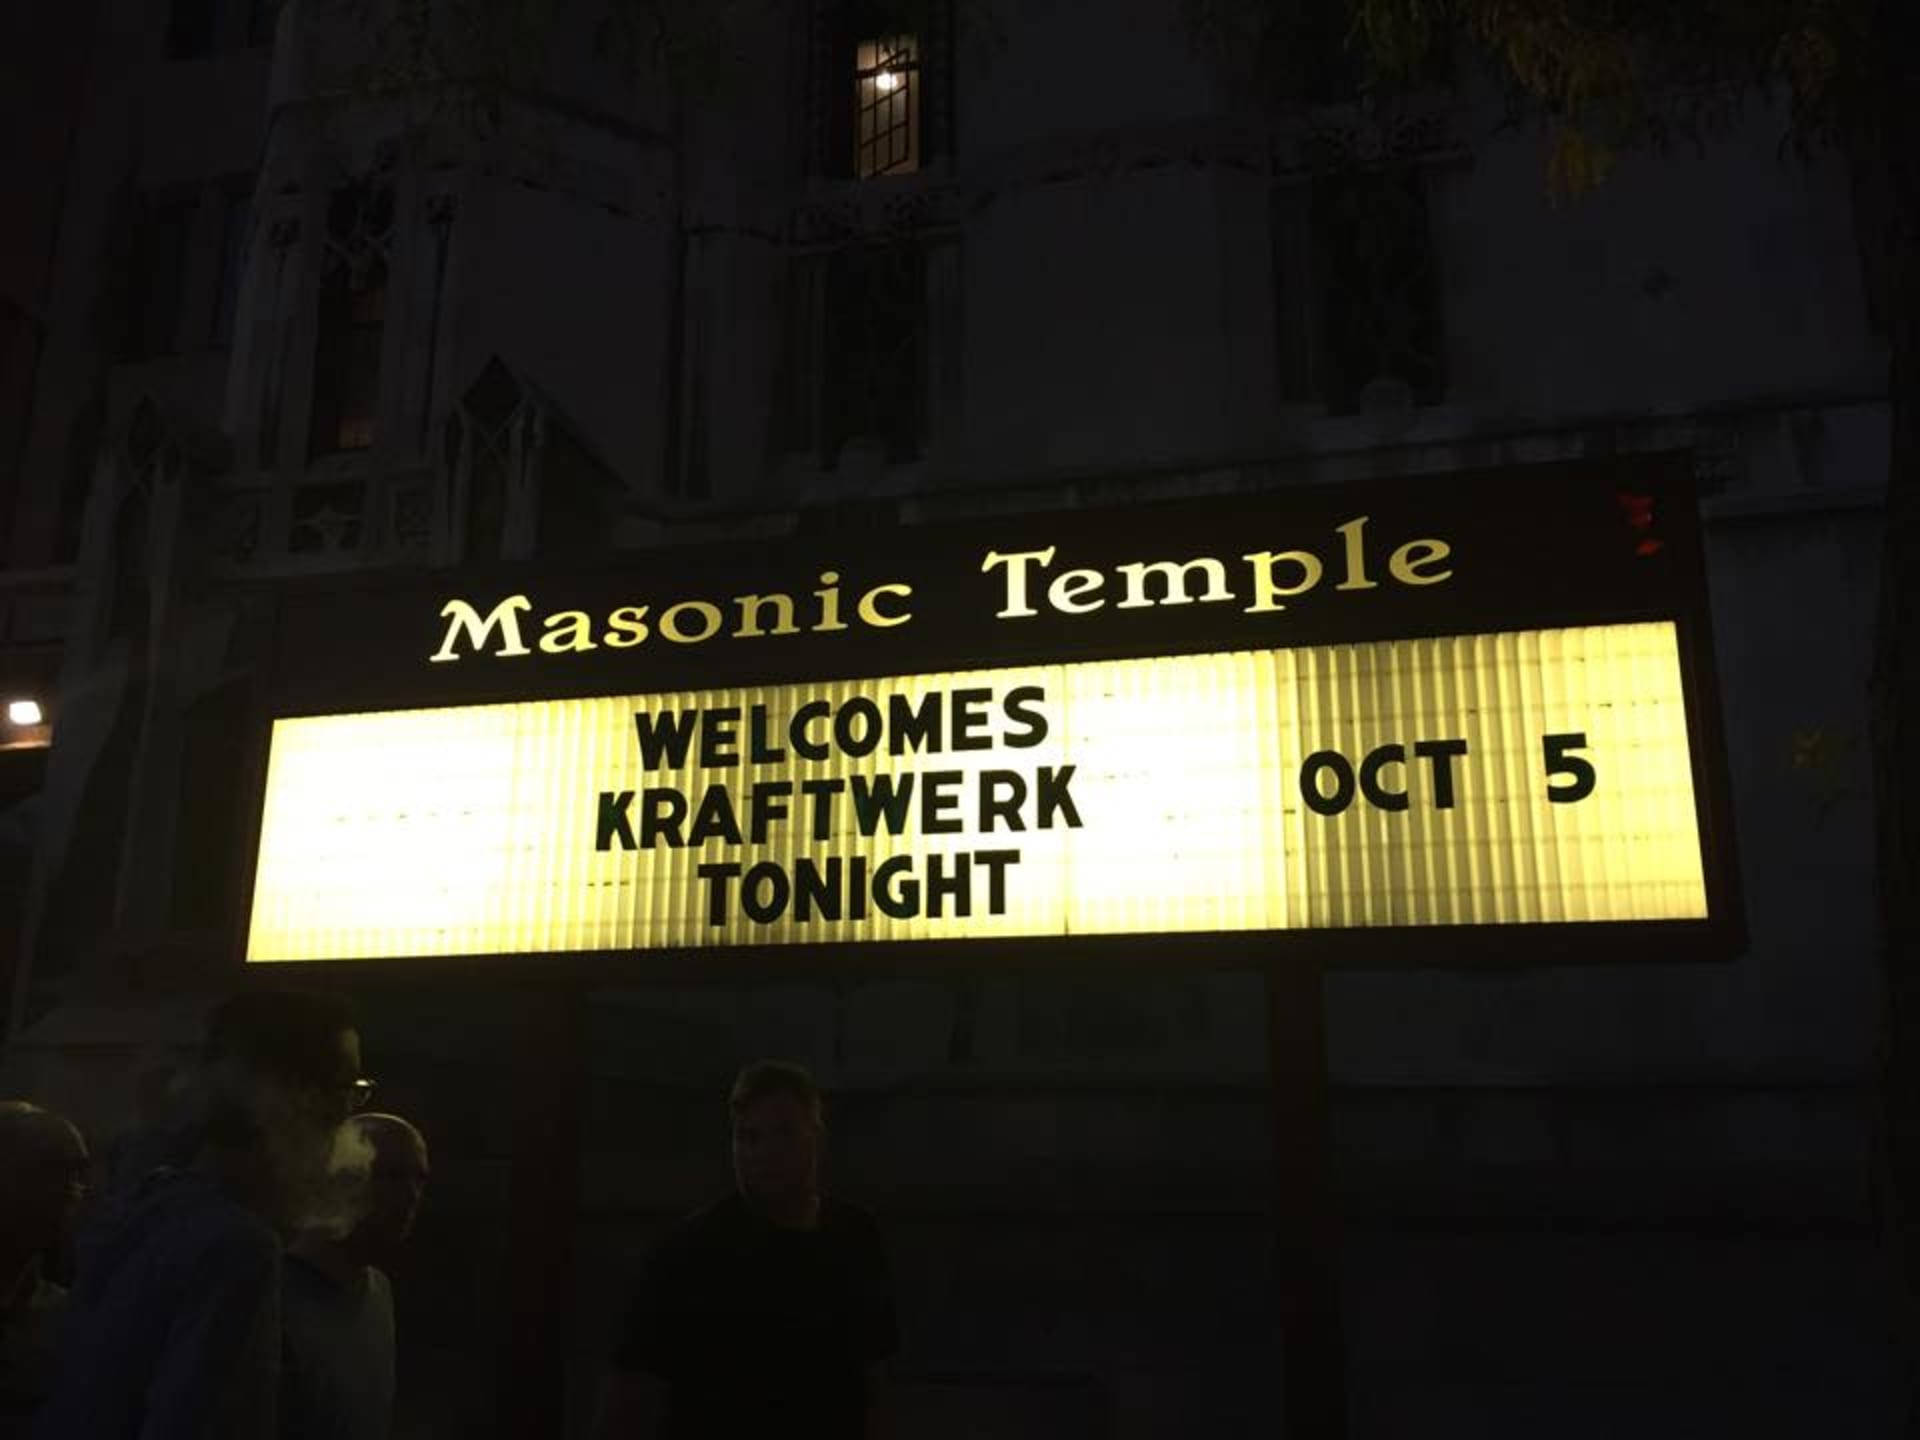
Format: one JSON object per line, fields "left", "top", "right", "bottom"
{"left": 245, "top": 622, "right": 1708, "bottom": 962}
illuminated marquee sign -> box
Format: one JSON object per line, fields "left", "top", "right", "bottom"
{"left": 244, "top": 457, "right": 1738, "bottom": 967}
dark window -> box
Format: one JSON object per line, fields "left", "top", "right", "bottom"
{"left": 308, "top": 186, "right": 392, "bottom": 458}
{"left": 0, "top": 300, "right": 37, "bottom": 464}
{"left": 821, "top": 242, "right": 925, "bottom": 466}
{"left": 210, "top": 189, "right": 249, "bottom": 348}
{"left": 54, "top": 394, "right": 104, "bottom": 562}
{"left": 247, "top": 0, "right": 279, "bottom": 47}
{"left": 107, "top": 478, "right": 152, "bottom": 640}
{"left": 0, "top": 300, "right": 41, "bottom": 556}
{"left": 773, "top": 257, "right": 824, "bottom": 462}
{"left": 120, "top": 194, "right": 195, "bottom": 360}
{"left": 171, "top": 677, "right": 251, "bottom": 929}
{"left": 1253, "top": 0, "right": 1451, "bottom": 107}
{"left": 855, "top": 36, "right": 919, "bottom": 177}
{"left": 540, "top": 425, "right": 618, "bottom": 551}
{"left": 308, "top": 262, "right": 385, "bottom": 455}
{"left": 166, "top": 0, "right": 218, "bottom": 59}
{"left": 465, "top": 432, "right": 506, "bottom": 559}
{"left": 680, "top": 363, "right": 711, "bottom": 501}
{"left": 592, "top": 16, "right": 615, "bottom": 57}
{"left": 1262, "top": 1, "right": 1364, "bottom": 106}
{"left": 1305, "top": 167, "right": 1444, "bottom": 415}
{"left": 456, "top": 365, "right": 520, "bottom": 560}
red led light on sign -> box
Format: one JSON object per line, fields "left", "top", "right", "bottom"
{"left": 1616, "top": 492, "right": 1665, "bottom": 558}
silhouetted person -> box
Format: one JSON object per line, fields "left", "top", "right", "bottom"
{"left": 35, "top": 991, "right": 369, "bottom": 1440}
{"left": 593, "top": 1061, "right": 897, "bottom": 1440}
{"left": 281, "top": 1113, "right": 431, "bottom": 1440}
{"left": 102, "top": 1061, "right": 192, "bottom": 1200}
{"left": 0, "top": 1102, "right": 89, "bottom": 1439}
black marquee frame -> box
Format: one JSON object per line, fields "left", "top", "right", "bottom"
{"left": 227, "top": 452, "right": 1745, "bottom": 983}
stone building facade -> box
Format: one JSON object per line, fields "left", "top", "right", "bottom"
{"left": 0, "top": 0, "right": 1897, "bottom": 1434}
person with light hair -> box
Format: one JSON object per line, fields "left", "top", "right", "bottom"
{"left": 0, "top": 1101, "right": 88, "bottom": 1439}
{"left": 280, "top": 1112, "right": 431, "bottom": 1440}
{"left": 35, "top": 990, "right": 370, "bottom": 1440}
{"left": 593, "top": 1060, "right": 897, "bottom": 1439}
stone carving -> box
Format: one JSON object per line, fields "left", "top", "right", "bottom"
{"left": 289, "top": 480, "right": 366, "bottom": 554}
{"left": 390, "top": 476, "right": 434, "bottom": 555}
{"left": 206, "top": 490, "right": 264, "bottom": 567}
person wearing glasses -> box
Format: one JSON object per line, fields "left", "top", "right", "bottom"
{"left": 0, "top": 1101, "right": 89, "bottom": 1440}
{"left": 281, "top": 1113, "right": 431, "bottom": 1440}
{"left": 35, "top": 990, "right": 368, "bottom": 1440}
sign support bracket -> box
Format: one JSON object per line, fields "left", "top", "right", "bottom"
{"left": 1267, "top": 958, "right": 1349, "bottom": 1438}
{"left": 498, "top": 984, "right": 586, "bottom": 1432}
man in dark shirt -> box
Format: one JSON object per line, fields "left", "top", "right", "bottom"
{"left": 593, "top": 1061, "right": 897, "bottom": 1440}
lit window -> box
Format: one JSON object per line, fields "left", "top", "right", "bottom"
{"left": 854, "top": 36, "right": 918, "bottom": 178}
